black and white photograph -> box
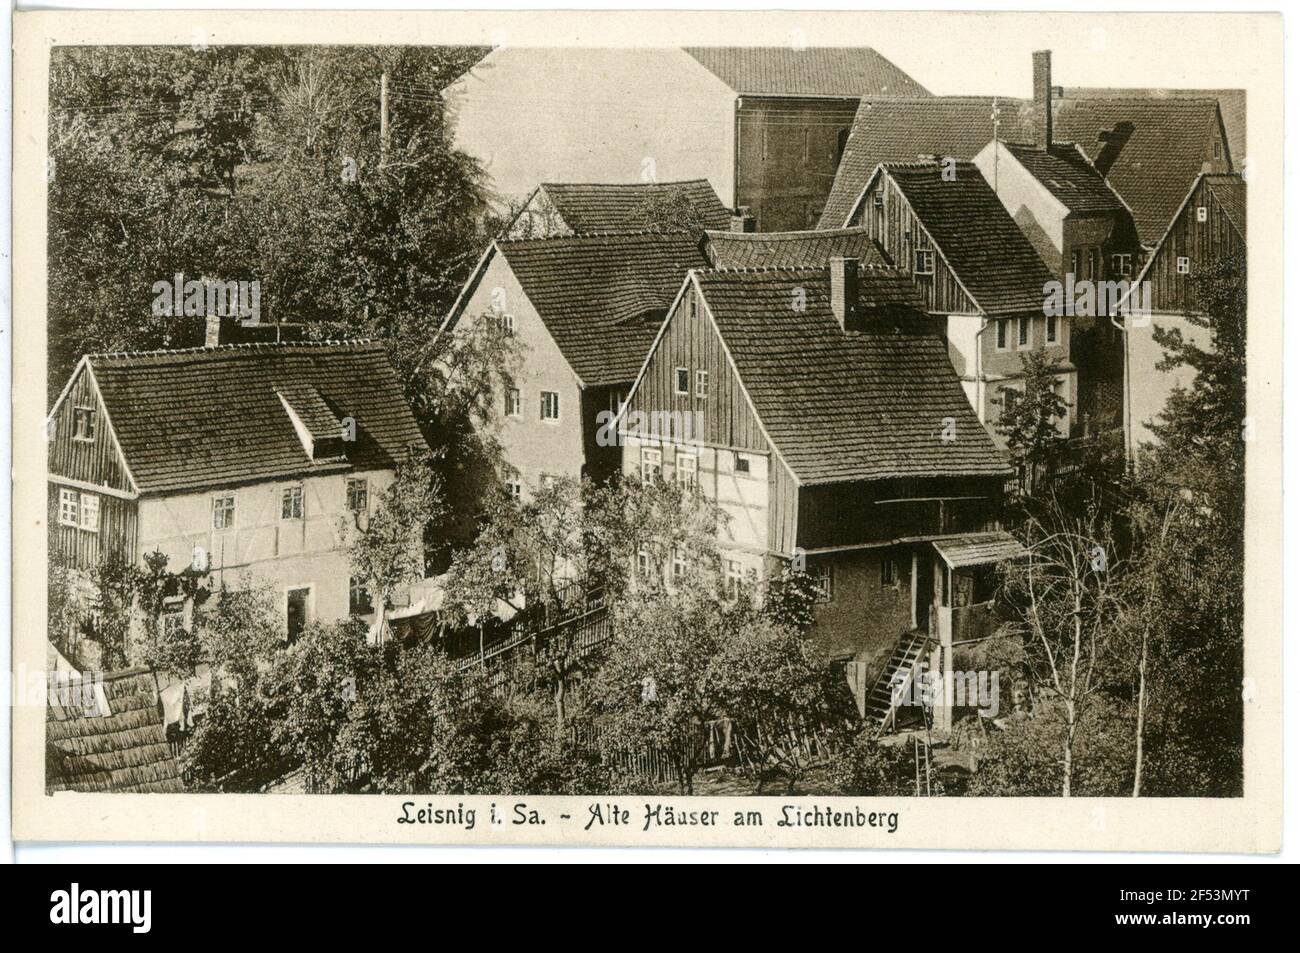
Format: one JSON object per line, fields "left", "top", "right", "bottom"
{"left": 7, "top": 7, "right": 1286, "bottom": 858}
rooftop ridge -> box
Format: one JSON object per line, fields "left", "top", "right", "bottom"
{"left": 87, "top": 339, "right": 376, "bottom": 360}
{"left": 704, "top": 226, "right": 868, "bottom": 241}
{"left": 541, "top": 178, "right": 713, "bottom": 189}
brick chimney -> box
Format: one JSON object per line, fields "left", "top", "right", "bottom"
{"left": 729, "top": 206, "right": 756, "bottom": 233}
{"left": 1033, "top": 50, "right": 1053, "bottom": 149}
{"left": 829, "top": 257, "right": 864, "bottom": 332}
{"left": 204, "top": 315, "right": 307, "bottom": 347}
{"left": 205, "top": 314, "right": 238, "bottom": 347}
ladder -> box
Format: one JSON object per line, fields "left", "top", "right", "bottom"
{"left": 866, "top": 631, "right": 929, "bottom": 735}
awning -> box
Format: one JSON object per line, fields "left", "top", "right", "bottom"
{"left": 930, "top": 531, "right": 1027, "bottom": 570}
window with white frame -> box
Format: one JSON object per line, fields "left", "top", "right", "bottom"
{"left": 995, "top": 319, "right": 1009, "bottom": 351}
{"left": 637, "top": 549, "right": 652, "bottom": 577}
{"left": 1196, "top": 206, "right": 1208, "bottom": 223}
{"left": 281, "top": 485, "right": 304, "bottom": 520}
{"left": 640, "top": 447, "right": 662, "bottom": 484}
{"left": 695, "top": 369, "right": 708, "bottom": 399}
{"left": 1177, "top": 256, "right": 1191, "bottom": 275}
{"left": 346, "top": 478, "right": 368, "bottom": 515}
{"left": 1045, "top": 313, "right": 1059, "bottom": 345}
{"left": 1018, "top": 316, "right": 1031, "bottom": 348}
{"left": 72, "top": 407, "right": 96, "bottom": 441}
{"left": 913, "top": 248, "right": 935, "bottom": 275}
{"left": 58, "top": 488, "right": 79, "bottom": 527}
{"left": 1111, "top": 253, "right": 1133, "bottom": 276}
{"left": 540, "top": 391, "right": 560, "bottom": 421}
{"left": 505, "top": 387, "right": 521, "bottom": 418}
{"left": 80, "top": 491, "right": 100, "bottom": 531}
{"left": 810, "top": 563, "right": 833, "bottom": 603}
{"left": 212, "top": 494, "right": 235, "bottom": 529}
{"left": 674, "top": 367, "right": 690, "bottom": 395}
{"left": 675, "top": 451, "right": 697, "bottom": 488}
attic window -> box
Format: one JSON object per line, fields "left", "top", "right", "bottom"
{"left": 1196, "top": 206, "right": 1209, "bottom": 223}
{"left": 695, "top": 370, "right": 709, "bottom": 399}
{"left": 675, "top": 367, "right": 690, "bottom": 395}
{"left": 914, "top": 249, "right": 935, "bottom": 275}
{"left": 1213, "top": 141, "right": 1222, "bottom": 159}
{"left": 1177, "top": 257, "right": 1191, "bottom": 275}
{"left": 872, "top": 193, "right": 884, "bottom": 209}
{"left": 498, "top": 313, "right": 516, "bottom": 336}
{"left": 72, "top": 407, "right": 95, "bottom": 441}
{"left": 1111, "top": 253, "right": 1133, "bottom": 276}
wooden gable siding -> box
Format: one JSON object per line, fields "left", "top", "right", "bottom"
{"left": 48, "top": 364, "right": 134, "bottom": 493}
{"left": 624, "top": 284, "right": 768, "bottom": 452}
{"left": 768, "top": 451, "right": 799, "bottom": 557}
{"left": 856, "top": 175, "right": 980, "bottom": 316}
{"left": 1146, "top": 178, "right": 1246, "bottom": 315}
{"left": 48, "top": 488, "right": 137, "bottom": 569}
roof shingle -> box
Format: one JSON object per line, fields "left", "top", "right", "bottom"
{"left": 682, "top": 46, "right": 930, "bottom": 98}
{"left": 705, "top": 226, "right": 887, "bottom": 271}
{"left": 695, "top": 268, "right": 1010, "bottom": 484}
{"left": 1000, "top": 142, "right": 1125, "bottom": 214}
{"left": 86, "top": 341, "right": 427, "bottom": 495}
{"left": 537, "top": 180, "right": 732, "bottom": 234}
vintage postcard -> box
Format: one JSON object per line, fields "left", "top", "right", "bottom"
{"left": 10, "top": 9, "right": 1283, "bottom": 851}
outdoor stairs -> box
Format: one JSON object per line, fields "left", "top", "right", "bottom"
{"left": 866, "top": 632, "right": 929, "bottom": 734}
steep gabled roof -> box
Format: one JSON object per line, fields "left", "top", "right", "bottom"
{"left": 682, "top": 46, "right": 930, "bottom": 98}
{"left": 877, "top": 161, "right": 1056, "bottom": 315}
{"left": 534, "top": 180, "right": 733, "bottom": 234}
{"left": 821, "top": 95, "right": 1231, "bottom": 244}
{"left": 819, "top": 97, "right": 1025, "bottom": 228}
{"left": 688, "top": 268, "right": 1010, "bottom": 484}
{"left": 75, "top": 341, "right": 427, "bottom": 495}
{"left": 1052, "top": 96, "right": 1228, "bottom": 244}
{"left": 999, "top": 142, "right": 1126, "bottom": 214}
{"left": 46, "top": 666, "right": 184, "bottom": 794}
{"left": 704, "top": 226, "right": 892, "bottom": 272}
{"left": 496, "top": 232, "right": 712, "bottom": 387}
{"left": 1064, "top": 87, "right": 1245, "bottom": 171}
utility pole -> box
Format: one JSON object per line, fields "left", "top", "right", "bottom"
{"left": 379, "top": 70, "right": 390, "bottom": 163}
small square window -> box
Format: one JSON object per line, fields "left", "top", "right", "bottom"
{"left": 1177, "top": 256, "right": 1191, "bottom": 275}
{"left": 675, "top": 452, "right": 697, "bottom": 488}
{"left": 735, "top": 454, "right": 751, "bottom": 475}
{"left": 1111, "top": 253, "right": 1133, "bottom": 276}
{"left": 505, "top": 387, "right": 521, "bottom": 418}
{"left": 640, "top": 447, "right": 662, "bottom": 484}
{"left": 540, "top": 391, "right": 560, "bottom": 421}
{"left": 914, "top": 249, "right": 935, "bottom": 275}
{"left": 811, "top": 563, "right": 833, "bottom": 603}
{"left": 58, "top": 488, "right": 79, "bottom": 527}
{"left": 212, "top": 494, "right": 236, "bottom": 529}
{"left": 1018, "top": 317, "right": 1030, "bottom": 348}
{"left": 72, "top": 407, "right": 95, "bottom": 441}
{"left": 1196, "top": 206, "right": 1208, "bottom": 223}
{"left": 695, "top": 369, "right": 709, "bottom": 399}
{"left": 346, "top": 478, "right": 368, "bottom": 515}
{"left": 675, "top": 367, "right": 690, "bottom": 395}
{"left": 281, "top": 485, "right": 304, "bottom": 520}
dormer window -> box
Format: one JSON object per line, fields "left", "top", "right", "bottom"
{"left": 914, "top": 249, "right": 935, "bottom": 275}
{"left": 1177, "top": 256, "right": 1191, "bottom": 275}
{"left": 72, "top": 407, "right": 95, "bottom": 441}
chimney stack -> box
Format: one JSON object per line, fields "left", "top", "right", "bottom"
{"left": 730, "top": 206, "right": 756, "bottom": 233}
{"left": 1032, "top": 50, "right": 1053, "bottom": 149}
{"left": 830, "top": 257, "right": 864, "bottom": 332}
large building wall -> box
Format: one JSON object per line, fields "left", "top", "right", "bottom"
{"left": 806, "top": 547, "right": 913, "bottom": 664}
{"left": 443, "top": 48, "right": 737, "bottom": 213}
{"left": 735, "top": 96, "right": 859, "bottom": 231}
{"left": 454, "top": 253, "right": 588, "bottom": 496}
{"left": 136, "top": 468, "right": 395, "bottom": 627}
{"left": 973, "top": 141, "right": 1067, "bottom": 273}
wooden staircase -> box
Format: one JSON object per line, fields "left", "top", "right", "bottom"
{"left": 866, "top": 632, "right": 930, "bottom": 734}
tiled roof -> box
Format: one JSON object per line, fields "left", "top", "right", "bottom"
{"left": 1052, "top": 97, "right": 1228, "bottom": 244}
{"left": 1203, "top": 174, "right": 1246, "bottom": 239}
{"left": 820, "top": 95, "right": 1230, "bottom": 244}
{"left": 931, "top": 531, "right": 1027, "bottom": 569}
{"left": 1000, "top": 142, "right": 1125, "bottom": 214}
{"left": 538, "top": 180, "right": 732, "bottom": 233}
{"left": 695, "top": 268, "right": 1010, "bottom": 484}
{"left": 498, "top": 232, "right": 712, "bottom": 387}
{"left": 85, "top": 342, "right": 427, "bottom": 495}
{"left": 705, "top": 226, "right": 886, "bottom": 270}
{"left": 682, "top": 46, "right": 930, "bottom": 98}
{"left": 881, "top": 161, "right": 1056, "bottom": 315}
{"left": 1064, "top": 87, "right": 1245, "bottom": 171}
{"left": 819, "top": 97, "right": 1023, "bottom": 228}
{"left": 46, "top": 666, "right": 185, "bottom": 794}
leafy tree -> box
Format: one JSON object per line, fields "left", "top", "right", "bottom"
{"left": 762, "top": 568, "right": 822, "bottom": 634}
{"left": 631, "top": 186, "right": 710, "bottom": 233}
{"left": 831, "top": 734, "right": 940, "bottom": 796}
{"left": 997, "top": 347, "right": 1070, "bottom": 496}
